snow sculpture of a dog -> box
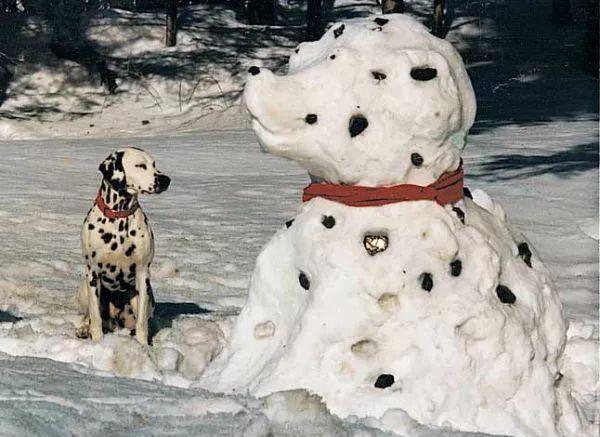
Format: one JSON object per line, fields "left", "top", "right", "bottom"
{"left": 200, "top": 15, "right": 587, "bottom": 437}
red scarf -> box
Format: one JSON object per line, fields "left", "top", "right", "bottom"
{"left": 95, "top": 190, "right": 139, "bottom": 219}
{"left": 302, "top": 164, "right": 464, "bottom": 207}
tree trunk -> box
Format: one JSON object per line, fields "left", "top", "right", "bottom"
{"left": 247, "top": 0, "right": 276, "bottom": 25}
{"left": 432, "top": 0, "right": 444, "bottom": 37}
{"left": 382, "top": 0, "right": 404, "bottom": 14}
{"left": 551, "top": 0, "right": 573, "bottom": 25}
{"left": 306, "top": 0, "right": 322, "bottom": 41}
{"left": 166, "top": 0, "right": 178, "bottom": 47}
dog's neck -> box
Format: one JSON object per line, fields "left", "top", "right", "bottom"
{"left": 100, "top": 180, "right": 138, "bottom": 212}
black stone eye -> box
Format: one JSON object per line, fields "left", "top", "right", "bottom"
{"left": 285, "top": 219, "right": 294, "bottom": 228}
{"left": 517, "top": 242, "right": 532, "bottom": 268}
{"left": 411, "top": 153, "right": 424, "bottom": 167}
{"left": 374, "top": 374, "right": 394, "bottom": 388}
{"left": 371, "top": 71, "right": 386, "bottom": 80}
{"left": 305, "top": 114, "right": 318, "bottom": 124}
{"left": 374, "top": 18, "right": 389, "bottom": 26}
{"left": 450, "top": 259, "right": 462, "bottom": 276}
{"left": 321, "top": 215, "right": 335, "bottom": 229}
{"left": 349, "top": 115, "right": 368, "bottom": 137}
{"left": 299, "top": 272, "right": 310, "bottom": 290}
{"left": 329, "top": 54, "right": 336, "bottom": 60}
{"left": 248, "top": 66, "right": 260, "bottom": 76}
{"left": 463, "top": 187, "right": 473, "bottom": 199}
{"left": 496, "top": 285, "right": 516, "bottom": 304}
{"left": 294, "top": 48, "right": 300, "bottom": 54}
{"left": 420, "top": 273, "right": 433, "bottom": 292}
{"left": 334, "top": 24, "right": 345, "bottom": 38}
{"left": 410, "top": 67, "right": 437, "bottom": 81}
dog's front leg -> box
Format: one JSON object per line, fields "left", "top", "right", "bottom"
{"left": 135, "top": 267, "right": 150, "bottom": 345}
{"left": 87, "top": 269, "right": 103, "bottom": 341}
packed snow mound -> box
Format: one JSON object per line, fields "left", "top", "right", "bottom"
{"left": 201, "top": 197, "right": 586, "bottom": 437}
{"left": 244, "top": 14, "right": 476, "bottom": 187}
{"left": 201, "top": 14, "right": 588, "bottom": 437}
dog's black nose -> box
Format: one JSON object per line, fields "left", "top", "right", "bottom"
{"left": 248, "top": 66, "right": 260, "bottom": 76}
{"left": 156, "top": 174, "right": 171, "bottom": 193}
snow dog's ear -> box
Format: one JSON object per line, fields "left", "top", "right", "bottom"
{"left": 99, "top": 150, "right": 127, "bottom": 192}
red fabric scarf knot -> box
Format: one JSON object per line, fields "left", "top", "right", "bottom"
{"left": 95, "top": 190, "right": 139, "bottom": 219}
{"left": 302, "top": 164, "right": 464, "bottom": 207}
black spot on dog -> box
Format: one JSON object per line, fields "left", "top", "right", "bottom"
{"left": 102, "top": 233, "right": 113, "bottom": 244}
{"left": 99, "top": 229, "right": 104, "bottom": 234}
{"left": 126, "top": 245, "right": 136, "bottom": 257}
{"left": 111, "top": 242, "right": 118, "bottom": 251}
{"left": 322, "top": 215, "right": 335, "bottom": 229}
{"left": 305, "top": 114, "right": 318, "bottom": 124}
{"left": 411, "top": 153, "right": 424, "bottom": 167}
{"left": 517, "top": 242, "right": 532, "bottom": 268}
{"left": 130, "top": 230, "right": 136, "bottom": 236}
{"left": 285, "top": 219, "right": 294, "bottom": 228}
{"left": 496, "top": 285, "right": 516, "bottom": 304}
{"left": 98, "top": 263, "right": 103, "bottom": 269}
{"left": 452, "top": 207, "right": 465, "bottom": 224}
{"left": 299, "top": 272, "right": 310, "bottom": 290}
{"left": 420, "top": 273, "right": 433, "bottom": 292}
{"left": 371, "top": 71, "right": 386, "bottom": 80}
{"left": 374, "top": 374, "right": 394, "bottom": 388}
{"left": 120, "top": 236, "right": 125, "bottom": 244}
{"left": 374, "top": 17, "right": 389, "bottom": 26}
{"left": 410, "top": 67, "right": 438, "bottom": 81}
{"left": 88, "top": 224, "right": 95, "bottom": 230}
{"left": 333, "top": 24, "right": 345, "bottom": 38}
{"left": 89, "top": 272, "right": 98, "bottom": 287}
{"left": 463, "top": 187, "right": 473, "bottom": 199}
{"left": 349, "top": 115, "right": 369, "bottom": 137}
{"left": 119, "top": 221, "right": 125, "bottom": 232}
{"left": 91, "top": 251, "right": 96, "bottom": 258}
{"left": 450, "top": 260, "right": 462, "bottom": 276}
{"left": 110, "top": 265, "right": 117, "bottom": 273}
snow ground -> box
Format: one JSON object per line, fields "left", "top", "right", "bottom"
{"left": 0, "top": 0, "right": 597, "bottom": 435}
{"left": 0, "top": 120, "right": 597, "bottom": 435}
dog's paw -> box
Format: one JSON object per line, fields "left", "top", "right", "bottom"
{"left": 75, "top": 324, "right": 90, "bottom": 339}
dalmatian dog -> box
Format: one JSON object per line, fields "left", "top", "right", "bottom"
{"left": 76, "top": 147, "right": 171, "bottom": 345}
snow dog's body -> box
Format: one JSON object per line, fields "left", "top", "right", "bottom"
{"left": 76, "top": 147, "right": 170, "bottom": 345}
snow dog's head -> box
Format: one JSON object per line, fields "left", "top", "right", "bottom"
{"left": 244, "top": 15, "right": 476, "bottom": 187}
{"left": 99, "top": 147, "right": 171, "bottom": 195}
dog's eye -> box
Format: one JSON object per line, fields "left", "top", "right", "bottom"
{"left": 135, "top": 164, "right": 147, "bottom": 170}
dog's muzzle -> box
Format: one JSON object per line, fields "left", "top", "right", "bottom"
{"left": 156, "top": 174, "right": 171, "bottom": 193}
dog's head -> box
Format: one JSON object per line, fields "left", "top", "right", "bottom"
{"left": 243, "top": 15, "right": 476, "bottom": 186}
{"left": 99, "top": 147, "right": 171, "bottom": 195}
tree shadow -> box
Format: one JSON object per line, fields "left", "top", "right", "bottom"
{"left": 470, "top": 142, "right": 599, "bottom": 181}
{"left": 0, "top": 310, "right": 22, "bottom": 323}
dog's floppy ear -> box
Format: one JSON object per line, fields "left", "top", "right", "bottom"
{"left": 99, "top": 151, "right": 127, "bottom": 192}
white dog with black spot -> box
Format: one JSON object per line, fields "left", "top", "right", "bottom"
{"left": 77, "top": 147, "right": 170, "bottom": 345}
